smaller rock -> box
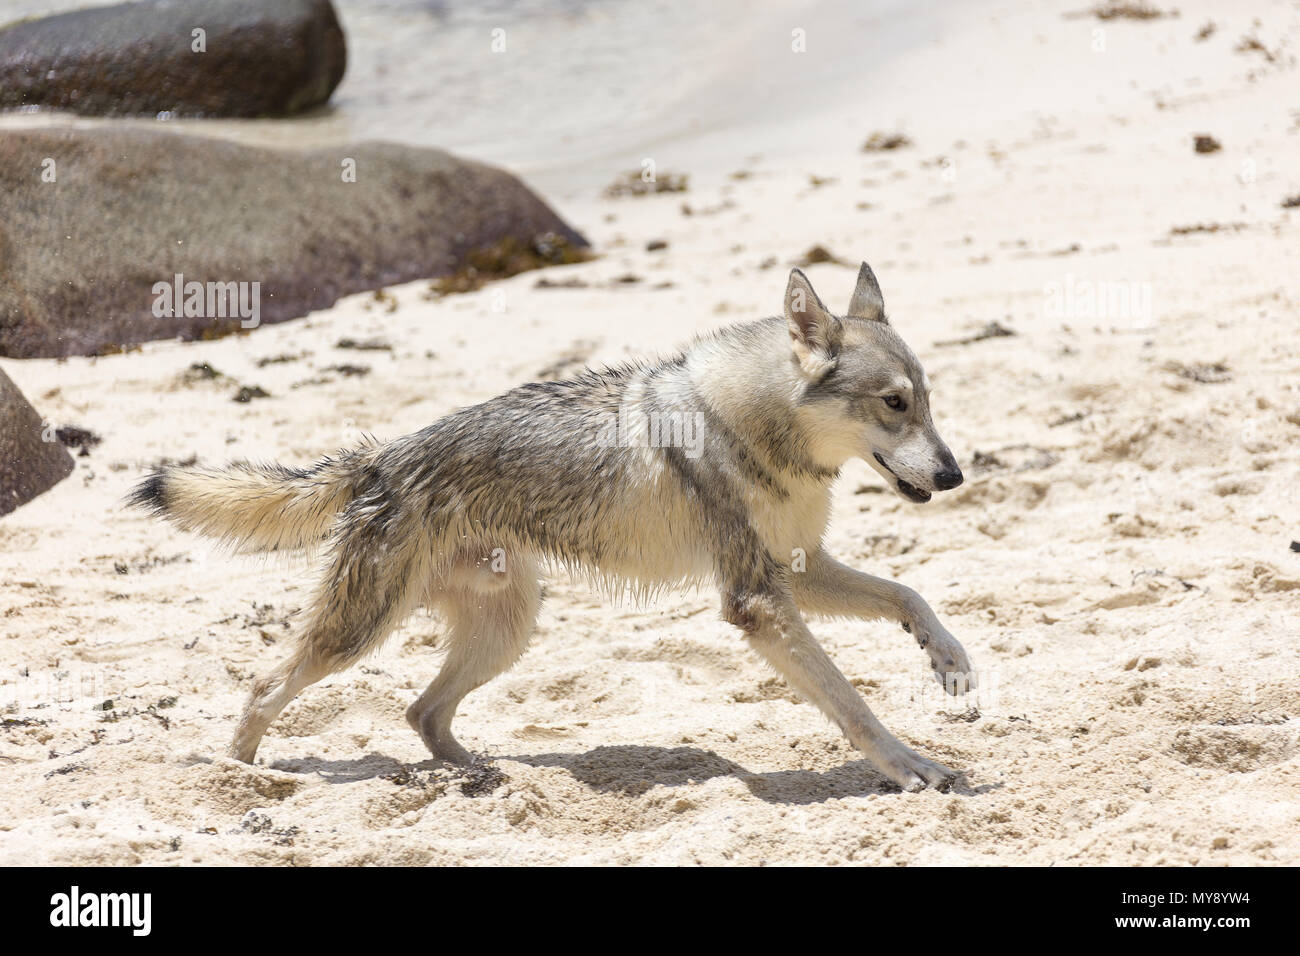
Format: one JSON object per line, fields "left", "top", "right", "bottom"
{"left": 0, "top": 368, "right": 75, "bottom": 515}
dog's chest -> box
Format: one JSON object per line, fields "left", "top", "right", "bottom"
{"left": 746, "top": 480, "right": 832, "bottom": 562}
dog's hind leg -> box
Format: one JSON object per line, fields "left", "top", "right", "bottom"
{"left": 228, "top": 517, "right": 424, "bottom": 763}
{"left": 228, "top": 648, "right": 334, "bottom": 763}
{"left": 406, "top": 554, "right": 541, "bottom": 764}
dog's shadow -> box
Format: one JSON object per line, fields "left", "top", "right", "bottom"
{"left": 273, "top": 744, "right": 997, "bottom": 802}
{"left": 504, "top": 745, "right": 997, "bottom": 802}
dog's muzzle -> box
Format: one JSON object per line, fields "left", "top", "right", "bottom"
{"left": 873, "top": 453, "right": 933, "bottom": 503}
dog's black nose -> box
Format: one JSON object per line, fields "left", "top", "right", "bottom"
{"left": 933, "top": 467, "right": 964, "bottom": 490}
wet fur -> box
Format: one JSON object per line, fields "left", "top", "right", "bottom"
{"left": 129, "top": 263, "right": 976, "bottom": 792}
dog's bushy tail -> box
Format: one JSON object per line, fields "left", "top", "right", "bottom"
{"left": 127, "top": 447, "right": 376, "bottom": 553}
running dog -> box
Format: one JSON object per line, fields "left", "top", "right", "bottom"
{"left": 130, "top": 262, "right": 975, "bottom": 791}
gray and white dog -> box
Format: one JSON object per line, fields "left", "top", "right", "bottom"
{"left": 131, "top": 262, "right": 975, "bottom": 791}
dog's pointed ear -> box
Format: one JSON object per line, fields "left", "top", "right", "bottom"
{"left": 847, "top": 261, "right": 887, "bottom": 324}
{"left": 785, "top": 268, "right": 843, "bottom": 376}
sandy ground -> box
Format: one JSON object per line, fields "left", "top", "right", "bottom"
{"left": 2, "top": 0, "right": 1299, "bottom": 865}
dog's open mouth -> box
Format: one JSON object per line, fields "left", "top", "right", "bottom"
{"left": 873, "top": 453, "right": 933, "bottom": 503}
{"left": 895, "top": 478, "right": 932, "bottom": 503}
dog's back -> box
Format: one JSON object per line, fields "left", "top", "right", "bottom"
{"left": 134, "top": 319, "right": 829, "bottom": 595}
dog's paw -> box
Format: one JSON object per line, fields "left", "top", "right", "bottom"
{"left": 878, "top": 744, "right": 959, "bottom": 792}
{"left": 916, "top": 624, "right": 976, "bottom": 695}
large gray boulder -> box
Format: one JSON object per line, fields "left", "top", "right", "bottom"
{"left": 0, "top": 367, "right": 74, "bottom": 516}
{"left": 0, "top": 0, "right": 346, "bottom": 117}
{"left": 0, "top": 128, "right": 590, "bottom": 358}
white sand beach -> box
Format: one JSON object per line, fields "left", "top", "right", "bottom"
{"left": 1, "top": 0, "right": 1298, "bottom": 864}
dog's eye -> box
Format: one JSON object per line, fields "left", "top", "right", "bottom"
{"left": 883, "top": 395, "right": 906, "bottom": 411}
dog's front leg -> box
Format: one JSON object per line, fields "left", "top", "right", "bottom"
{"left": 724, "top": 571, "right": 957, "bottom": 792}
{"left": 793, "top": 550, "right": 974, "bottom": 695}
